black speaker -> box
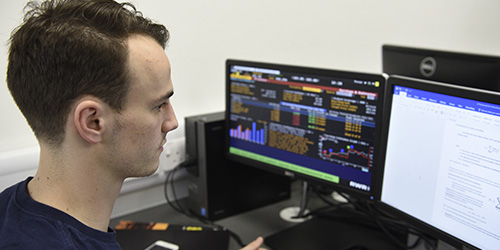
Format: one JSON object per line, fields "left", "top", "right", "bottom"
{"left": 184, "top": 111, "right": 291, "bottom": 221}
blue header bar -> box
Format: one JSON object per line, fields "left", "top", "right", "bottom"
{"left": 394, "top": 85, "right": 500, "bottom": 117}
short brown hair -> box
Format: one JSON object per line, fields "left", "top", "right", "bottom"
{"left": 7, "top": 0, "right": 169, "bottom": 146}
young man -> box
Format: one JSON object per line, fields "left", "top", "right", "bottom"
{"left": 0, "top": 0, "right": 266, "bottom": 249}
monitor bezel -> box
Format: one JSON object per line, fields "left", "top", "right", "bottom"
{"left": 382, "top": 44, "right": 500, "bottom": 92}
{"left": 374, "top": 75, "right": 500, "bottom": 250}
{"left": 224, "top": 59, "right": 386, "bottom": 200}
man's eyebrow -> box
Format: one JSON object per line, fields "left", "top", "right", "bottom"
{"left": 155, "top": 90, "right": 174, "bottom": 103}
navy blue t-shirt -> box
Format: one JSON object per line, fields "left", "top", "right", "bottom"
{"left": 0, "top": 177, "right": 121, "bottom": 249}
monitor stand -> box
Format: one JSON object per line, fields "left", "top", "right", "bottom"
{"left": 265, "top": 181, "right": 408, "bottom": 250}
{"left": 278, "top": 181, "right": 312, "bottom": 223}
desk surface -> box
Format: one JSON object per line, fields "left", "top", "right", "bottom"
{"left": 110, "top": 180, "right": 446, "bottom": 250}
{"left": 110, "top": 180, "right": 321, "bottom": 249}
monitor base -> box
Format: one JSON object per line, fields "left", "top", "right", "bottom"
{"left": 265, "top": 213, "right": 407, "bottom": 250}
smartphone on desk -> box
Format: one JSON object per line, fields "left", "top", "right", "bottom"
{"left": 144, "top": 240, "right": 179, "bottom": 250}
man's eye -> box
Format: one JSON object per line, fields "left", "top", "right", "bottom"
{"left": 155, "top": 102, "right": 167, "bottom": 111}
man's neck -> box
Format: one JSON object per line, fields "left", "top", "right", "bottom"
{"left": 28, "top": 147, "right": 124, "bottom": 232}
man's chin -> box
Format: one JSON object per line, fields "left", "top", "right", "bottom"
{"left": 126, "top": 163, "right": 160, "bottom": 179}
{"left": 143, "top": 164, "right": 160, "bottom": 177}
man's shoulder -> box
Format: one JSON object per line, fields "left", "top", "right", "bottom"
{"left": 0, "top": 178, "right": 121, "bottom": 249}
{"left": 0, "top": 180, "right": 21, "bottom": 198}
{"left": 0, "top": 179, "right": 56, "bottom": 248}
{"left": 0, "top": 179, "right": 25, "bottom": 213}
{"left": 0, "top": 210, "right": 121, "bottom": 249}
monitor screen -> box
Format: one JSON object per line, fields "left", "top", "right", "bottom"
{"left": 377, "top": 75, "right": 500, "bottom": 250}
{"left": 225, "top": 59, "right": 385, "bottom": 198}
{"left": 382, "top": 45, "right": 500, "bottom": 92}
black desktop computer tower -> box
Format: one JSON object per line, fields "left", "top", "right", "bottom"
{"left": 184, "top": 111, "right": 291, "bottom": 221}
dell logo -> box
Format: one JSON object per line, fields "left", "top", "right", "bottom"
{"left": 420, "top": 57, "right": 437, "bottom": 77}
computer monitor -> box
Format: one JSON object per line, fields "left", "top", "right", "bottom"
{"left": 382, "top": 45, "right": 500, "bottom": 92}
{"left": 377, "top": 75, "right": 500, "bottom": 250}
{"left": 225, "top": 59, "right": 386, "bottom": 199}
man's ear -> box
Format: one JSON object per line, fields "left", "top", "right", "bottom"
{"left": 73, "top": 100, "right": 107, "bottom": 144}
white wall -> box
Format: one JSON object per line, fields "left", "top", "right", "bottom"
{"left": 1, "top": 0, "right": 500, "bottom": 188}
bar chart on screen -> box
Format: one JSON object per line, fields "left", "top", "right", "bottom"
{"left": 229, "top": 122, "right": 266, "bottom": 145}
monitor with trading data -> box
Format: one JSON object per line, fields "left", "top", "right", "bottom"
{"left": 382, "top": 45, "right": 500, "bottom": 92}
{"left": 225, "top": 59, "right": 385, "bottom": 198}
{"left": 377, "top": 75, "right": 500, "bottom": 250}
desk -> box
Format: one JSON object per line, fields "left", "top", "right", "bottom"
{"left": 110, "top": 180, "right": 313, "bottom": 249}
{"left": 110, "top": 180, "right": 452, "bottom": 250}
